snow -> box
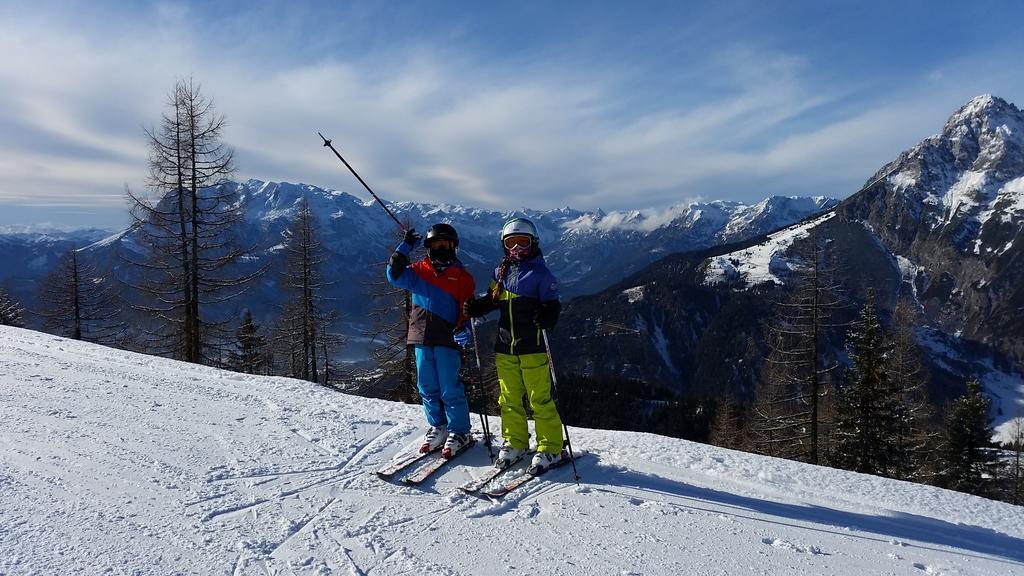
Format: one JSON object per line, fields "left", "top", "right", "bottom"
{"left": 2, "top": 325, "right": 1023, "bottom": 575}
{"left": 889, "top": 171, "right": 917, "bottom": 192}
{"left": 703, "top": 212, "right": 836, "bottom": 289}
{"left": 622, "top": 285, "right": 646, "bottom": 304}
{"left": 915, "top": 326, "right": 1024, "bottom": 445}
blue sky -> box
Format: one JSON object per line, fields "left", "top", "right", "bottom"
{"left": 0, "top": 0, "right": 1022, "bottom": 230}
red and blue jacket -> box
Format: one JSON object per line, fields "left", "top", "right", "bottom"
{"left": 387, "top": 242, "right": 475, "bottom": 349}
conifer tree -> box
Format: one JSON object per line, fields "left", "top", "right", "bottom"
{"left": 0, "top": 286, "right": 24, "bottom": 327}
{"left": 710, "top": 390, "right": 744, "bottom": 450}
{"left": 940, "top": 378, "right": 1002, "bottom": 497}
{"left": 887, "top": 301, "right": 938, "bottom": 482}
{"left": 833, "top": 290, "right": 896, "bottom": 475}
{"left": 753, "top": 227, "right": 844, "bottom": 464}
{"left": 35, "top": 250, "right": 125, "bottom": 344}
{"left": 274, "top": 196, "right": 342, "bottom": 384}
{"left": 227, "top": 310, "right": 268, "bottom": 375}
{"left": 125, "top": 78, "right": 260, "bottom": 363}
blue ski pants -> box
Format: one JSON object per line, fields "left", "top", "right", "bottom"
{"left": 414, "top": 345, "right": 470, "bottom": 435}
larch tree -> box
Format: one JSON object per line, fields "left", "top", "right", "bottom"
{"left": 752, "top": 227, "right": 844, "bottom": 464}
{"left": 35, "top": 249, "right": 125, "bottom": 344}
{"left": 274, "top": 195, "right": 343, "bottom": 384}
{"left": 125, "top": 78, "right": 260, "bottom": 363}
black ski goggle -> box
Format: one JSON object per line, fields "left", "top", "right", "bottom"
{"left": 503, "top": 235, "right": 532, "bottom": 249}
{"left": 428, "top": 239, "right": 456, "bottom": 250}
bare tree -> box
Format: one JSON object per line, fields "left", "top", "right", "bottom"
{"left": 35, "top": 250, "right": 125, "bottom": 344}
{"left": 274, "top": 195, "right": 343, "bottom": 383}
{"left": 124, "top": 78, "right": 259, "bottom": 363}
{"left": 709, "top": 390, "right": 744, "bottom": 450}
{"left": 887, "top": 300, "right": 939, "bottom": 482}
{"left": 753, "top": 228, "right": 845, "bottom": 464}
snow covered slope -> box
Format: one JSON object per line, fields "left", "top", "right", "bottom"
{"left": 1, "top": 325, "right": 1022, "bottom": 575}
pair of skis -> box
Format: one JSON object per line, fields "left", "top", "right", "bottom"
{"left": 376, "top": 442, "right": 581, "bottom": 498}
{"left": 375, "top": 438, "right": 477, "bottom": 485}
{"left": 462, "top": 450, "right": 582, "bottom": 499}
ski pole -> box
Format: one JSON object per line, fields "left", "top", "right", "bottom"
{"left": 318, "top": 132, "right": 405, "bottom": 230}
{"left": 541, "top": 329, "right": 579, "bottom": 484}
{"left": 470, "top": 319, "right": 494, "bottom": 459}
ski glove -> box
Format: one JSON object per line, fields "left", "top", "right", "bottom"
{"left": 464, "top": 296, "right": 498, "bottom": 318}
{"left": 453, "top": 326, "right": 471, "bottom": 348}
{"left": 403, "top": 228, "right": 422, "bottom": 248}
{"left": 388, "top": 250, "right": 410, "bottom": 281}
{"left": 533, "top": 300, "right": 561, "bottom": 330}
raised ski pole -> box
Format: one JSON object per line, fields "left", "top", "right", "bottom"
{"left": 541, "top": 329, "right": 580, "bottom": 484}
{"left": 470, "top": 319, "right": 495, "bottom": 460}
{"left": 318, "top": 132, "right": 405, "bottom": 230}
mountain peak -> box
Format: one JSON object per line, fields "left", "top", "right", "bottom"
{"left": 943, "top": 94, "right": 1022, "bottom": 136}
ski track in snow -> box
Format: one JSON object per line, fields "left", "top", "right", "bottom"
{"left": 2, "top": 326, "right": 1024, "bottom": 575}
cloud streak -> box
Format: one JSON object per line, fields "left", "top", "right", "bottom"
{"left": 0, "top": 2, "right": 1021, "bottom": 230}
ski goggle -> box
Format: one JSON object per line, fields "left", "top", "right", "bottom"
{"left": 428, "top": 238, "right": 455, "bottom": 249}
{"left": 503, "top": 235, "right": 532, "bottom": 249}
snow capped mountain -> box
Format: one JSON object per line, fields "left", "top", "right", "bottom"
{"left": 2, "top": 325, "right": 1022, "bottom": 575}
{"left": 554, "top": 95, "right": 1024, "bottom": 423}
{"left": 0, "top": 181, "right": 820, "bottom": 360}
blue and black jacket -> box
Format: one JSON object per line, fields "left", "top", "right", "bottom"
{"left": 387, "top": 242, "right": 475, "bottom": 349}
{"left": 477, "top": 251, "right": 561, "bottom": 356}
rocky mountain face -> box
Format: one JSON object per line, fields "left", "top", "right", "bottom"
{"left": 552, "top": 95, "right": 1024, "bottom": 435}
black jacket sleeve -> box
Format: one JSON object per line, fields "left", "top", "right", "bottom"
{"left": 464, "top": 295, "right": 499, "bottom": 318}
{"left": 533, "top": 300, "right": 561, "bottom": 330}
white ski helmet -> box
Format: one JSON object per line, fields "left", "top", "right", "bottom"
{"left": 500, "top": 217, "right": 539, "bottom": 242}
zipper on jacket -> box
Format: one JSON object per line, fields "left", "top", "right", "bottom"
{"left": 508, "top": 294, "right": 515, "bottom": 355}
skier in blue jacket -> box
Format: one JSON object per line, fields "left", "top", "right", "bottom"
{"left": 387, "top": 224, "right": 476, "bottom": 458}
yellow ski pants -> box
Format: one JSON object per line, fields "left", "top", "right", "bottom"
{"left": 496, "top": 352, "right": 564, "bottom": 454}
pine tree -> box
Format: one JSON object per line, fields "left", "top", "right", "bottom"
{"left": 0, "top": 286, "right": 24, "bottom": 327}
{"left": 940, "top": 378, "right": 1002, "bottom": 497}
{"left": 35, "top": 250, "right": 126, "bottom": 344}
{"left": 227, "top": 311, "right": 268, "bottom": 375}
{"left": 833, "top": 290, "right": 897, "bottom": 475}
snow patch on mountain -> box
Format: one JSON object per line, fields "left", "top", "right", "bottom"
{"left": 703, "top": 212, "right": 836, "bottom": 289}
{"left": 622, "top": 285, "right": 646, "bottom": 303}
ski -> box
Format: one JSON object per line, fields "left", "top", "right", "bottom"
{"left": 402, "top": 438, "right": 477, "bottom": 485}
{"left": 375, "top": 446, "right": 439, "bottom": 479}
{"left": 458, "top": 451, "right": 533, "bottom": 494}
{"left": 484, "top": 451, "right": 583, "bottom": 499}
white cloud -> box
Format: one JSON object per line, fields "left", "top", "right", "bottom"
{"left": 0, "top": 3, "right": 1021, "bottom": 230}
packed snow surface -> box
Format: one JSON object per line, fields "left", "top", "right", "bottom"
{"left": 2, "top": 326, "right": 1023, "bottom": 575}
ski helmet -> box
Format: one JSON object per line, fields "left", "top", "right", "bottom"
{"left": 500, "top": 217, "right": 539, "bottom": 262}
{"left": 425, "top": 223, "right": 459, "bottom": 269}
{"left": 425, "top": 223, "right": 459, "bottom": 247}
{"left": 500, "top": 217, "right": 538, "bottom": 243}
